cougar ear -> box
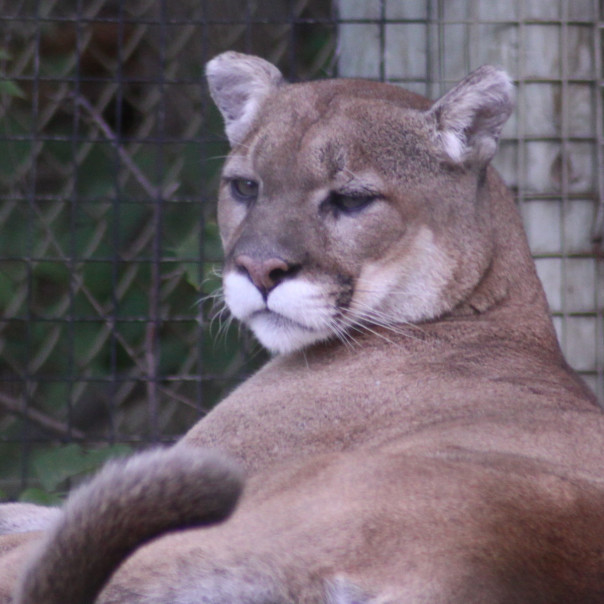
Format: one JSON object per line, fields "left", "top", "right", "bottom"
{"left": 428, "top": 65, "right": 514, "bottom": 166}
{"left": 206, "top": 51, "right": 284, "bottom": 146}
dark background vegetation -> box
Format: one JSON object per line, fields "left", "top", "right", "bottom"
{"left": 0, "top": 0, "right": 336, "bottom": 502}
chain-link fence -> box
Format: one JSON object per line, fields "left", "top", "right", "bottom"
{"left": 339, "top": 0, "right": 604, "bottom": 405}
{"left": 0, "top": 0, "right": 336, "bottom": 500}
{"left": 0, "top": 0, "right": 602, "bottom": 501}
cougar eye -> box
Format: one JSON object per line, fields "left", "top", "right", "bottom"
{"left": 328, "top": 192, "right": 376, "bottom": 214}
{"left": 230, "top": 178, "right": 259, "bottom": 202}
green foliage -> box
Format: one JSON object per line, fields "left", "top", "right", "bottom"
{"left": 0, "top": 50, "right": 26, "bottom": 99}
{"left": 9, "top": 443, "right": 131, "bottom": 504}
{"left": 18, "top": 488, "right": 63, "bottom": 506}
{"left": 0, "top": 440, "right": 133, "bottom": 503}
{"left": 0, "top": 49, "right": 241, "bottom": 500}
{"left": 31, "top": 443, "right": 132, "bottom": 493}
{"left": 0, "top": 80, "right": 26, "bottom": 99}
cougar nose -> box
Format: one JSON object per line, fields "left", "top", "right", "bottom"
{"left": 235, "top": 255, "right": 299, "bottom": 296}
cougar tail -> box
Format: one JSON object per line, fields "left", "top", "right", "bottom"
{"left": 14, "top": 444, "right": 244, "bottom": 604}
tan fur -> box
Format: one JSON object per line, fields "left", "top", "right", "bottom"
{"left": 1, "top": 52, "right": 603, "bottom": 603}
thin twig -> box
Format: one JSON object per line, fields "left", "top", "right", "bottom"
{"left": 0, "top": 391, "right": 86, "bottom": 440}
{"left": 74, "top": 93, "right": 169, "bottom": 439}
{"left": 73, "top": 93, "right": 178, "bottom": 200}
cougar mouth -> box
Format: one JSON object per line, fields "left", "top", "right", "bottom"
{"left": 223, "top": 271, "right": 342, "bottom": 353}
{"left": 251, "top": 309, "right": 318, "bottom": 333}
{"left": 247, "top": 308, "right": 334, "bottom": 354}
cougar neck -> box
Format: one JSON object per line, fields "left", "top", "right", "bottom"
{"left": 450, "top": 167, "right": 560, "bottom": 351}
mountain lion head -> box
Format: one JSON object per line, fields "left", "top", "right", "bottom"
{"left": 207, "top": 52, "right": 514, "bottom": 354}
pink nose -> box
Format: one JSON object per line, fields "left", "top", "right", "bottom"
{"left": 234, "top": 255, "right": 297, "bottom": 295}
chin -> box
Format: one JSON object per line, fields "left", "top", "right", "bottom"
{"left": 248, "top": 312, "right": 331, "bottom": 354}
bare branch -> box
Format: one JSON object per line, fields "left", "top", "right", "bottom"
{"left": 0, "top": 392, "right": 86, "bottom": 441}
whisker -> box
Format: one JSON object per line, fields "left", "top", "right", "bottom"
{"left": 351, "top": 314, "right": 424, "bottom": 343}
{"left": 347, "top": 297, "right": 426, "bottom": 335}
{"left": 328, "top": 299, "right": 424, "bottom": 345}
{"left": 349, "top": 304, "right": 420, "bottom": 330}
{"left": 212, "top": 306, "right": 233, "bottom": 343}
{"left": 197, "top": 280, "right": 238, "bottom": 346}
{"left": 199, "top": 289, "right": 223, "bottom": 305}
{"left": 326, "top": 317, "right": 358, "bottom": 351}
{"left": 202, "top": 288, "right": 227, "bottom": 314}
{"left": 242, "top": 336, "right": 267, "bottom": 363}
{"left": 345, "top": 318, "right": 405, "bottom": 348}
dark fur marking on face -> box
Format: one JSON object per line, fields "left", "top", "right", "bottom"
{"left": 334, "top": 274, "right": 354, "bottom": 309}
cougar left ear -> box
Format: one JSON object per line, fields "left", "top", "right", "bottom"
{"left": 206, "top": 51, "right": 284, "bottom": 146}
{"left": 428, "top": 65, "right": 514, "bottom": 166}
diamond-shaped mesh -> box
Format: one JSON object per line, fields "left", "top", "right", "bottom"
{"left": 338, "top": 0, "right": 604, "bottom": 406}
{"left": 0, "top": 0, "right": 336, "bottom": 497}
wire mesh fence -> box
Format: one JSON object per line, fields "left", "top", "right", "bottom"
{"left": 0, "top": 0, "right": 336, "bottom": 499}
{"left": 340, "top": 0, "right": 604, "bottom": 403}
{"left": 0, "top": 0, "right": 602, "bottom": 500}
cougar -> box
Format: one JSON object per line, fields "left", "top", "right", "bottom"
{"left": 1, "top": 51, "right": 603, "bottom": 603}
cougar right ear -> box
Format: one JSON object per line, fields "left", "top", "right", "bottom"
{"left": 428, "top": 65, "right": 514, "bottom": 167}
{"left": 206, "top": 51, "right": 284, "bottom": 146}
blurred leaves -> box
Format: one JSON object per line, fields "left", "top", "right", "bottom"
{"left": 18, "top": 488, "right": 62, "bottom": 506}
{"left": 31, "top": 443, "right": 131, "bottom": 493}
{"left": 0, "top": 0, "right": 333, "bottom": 500}
{"left": 0, "top": 49, "right": 26, "bottom": 99}
{"left": 0, "top": 80, "right": 25, "bottom": 99}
